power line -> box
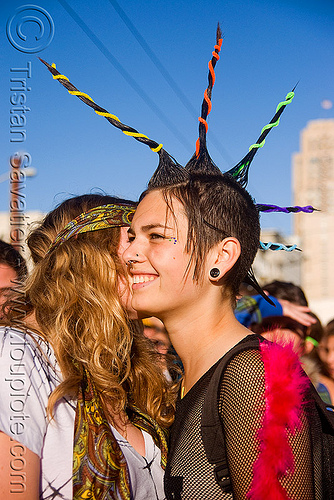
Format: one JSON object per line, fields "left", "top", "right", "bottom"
{"left": 107, "top": 0, "right": 234, "bottom": 165}
{"left": 57, "top": 0, "right": 194, "bottom": 152}
{"left": 108, "top": 0, "right": 197, "bottom": 118}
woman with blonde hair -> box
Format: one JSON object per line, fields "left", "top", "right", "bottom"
{"left": 0, "top": 193, "right": 173, "bottom": 500}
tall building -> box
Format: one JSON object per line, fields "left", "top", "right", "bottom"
{"left": 293, "top": 119, "right": 334, "bottom": 322}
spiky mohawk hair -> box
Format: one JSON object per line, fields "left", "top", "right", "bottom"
{"left": 185, "top": 24, "right": 223, "bottom": 177}
{"left": 226, "top": 86, "right": 296, "bottom": 186}
{"left": 39, "top": 57, "right": 187, "bottom": 189}
{"left": 149, "top": 24, "right": 225, "bottom": 186}
{"left": 148, "top": 148, "right": 187, "bottom": 188}
{"left": 41, "top": 25, "right": 311, "bottom": 302}
{"left": 40, "top": 27, "right": 295, "bottom": 190}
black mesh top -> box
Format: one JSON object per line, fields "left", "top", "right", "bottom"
{"left": 165, "top": 335, "right": 314, "bottom": 500}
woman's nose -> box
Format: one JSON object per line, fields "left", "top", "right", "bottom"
{"left": 122, "top": 244, "right": 140, "bottom": 265}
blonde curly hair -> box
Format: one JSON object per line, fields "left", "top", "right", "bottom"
{"left": 5, "top": 194, "right": 175, "bottom": 427}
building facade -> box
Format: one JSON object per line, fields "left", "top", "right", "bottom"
{"left": 293, "top": 119, "right": 334, "bottom": 323}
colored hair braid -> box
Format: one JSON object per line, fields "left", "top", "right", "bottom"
{"left": 226, "top": 87, "right": 296, "bottom": 187}
{"left": 257, "top": 204, "right": 318, "bottom": 214}
{"left": 195, "top": 24, "right": 223, "bottom": 158}
{"left": 39, "top": 58, "right": 163, "bottom": 153}
{"left": 259, "top": 241, "right": 300, "bottom": 252}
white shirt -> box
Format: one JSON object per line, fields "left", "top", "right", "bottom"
{"left": 112, "top": 426, "right": 165, "bottom": 499}
{"left": 0, "top": 326, "right": 75, "bottom": 499}
{"left": 0, "top": 326, "right": 165, "bottom": 499}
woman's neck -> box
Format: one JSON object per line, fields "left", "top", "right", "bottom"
{"left": 163, "top": 295, "right": 250, "bottom": 394}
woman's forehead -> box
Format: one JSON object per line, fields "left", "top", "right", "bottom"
{"left": 133, "top": 191, "right": 185, "bottom": 228}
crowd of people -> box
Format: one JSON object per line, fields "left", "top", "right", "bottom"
{"left": 236, "top": 280, "right": 334, "bottom": 406}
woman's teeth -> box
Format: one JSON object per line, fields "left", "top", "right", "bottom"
{"left": 133, "top": 275, "right": 156, "bottom": 284}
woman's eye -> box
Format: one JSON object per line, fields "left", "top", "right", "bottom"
{"left": 150, "top": 233, "right": 164, "bottom": 240}
{"left": 128, "top": 235, "right": 135, "bottom": 242}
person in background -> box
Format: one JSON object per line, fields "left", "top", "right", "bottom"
{"left": 263, "top": 280, "right": 308, "bottom": 306}
{"left": 235, "top": 280, "right": 316, "bottom": 329}
{"left": 303, "top": 314, "right": 334, "bottom": 405}
{"left": 0, "top": 240, "right": 27, "bottom": 308}
{"left": 251, "top": 315, "right": 307, "bottom": 352}
{"left": 143, "top": 317, "right": 173, "bottom": 381}
{"left": 143, "top": 317, "right": 171, "bottom": 358}
{"left": 319, "top": 320, "right": 334, "bottom": 381}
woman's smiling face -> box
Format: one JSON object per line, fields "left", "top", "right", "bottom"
{"left": 123, "top": 190, "right": 206, "bottom": 319}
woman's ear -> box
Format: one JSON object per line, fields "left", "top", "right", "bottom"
{"left": 208, "top": 237, "right": 241, "bottom": 282}
{"left": 304, "top": 338, "right": 315, "bottom": 355}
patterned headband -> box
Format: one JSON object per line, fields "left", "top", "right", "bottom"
{"left": 47, "top": 203, "right": 135, "bottom": 254}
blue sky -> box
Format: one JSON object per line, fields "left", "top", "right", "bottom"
{"left": 1, "top": 0, "right": 333, "bottom": 234}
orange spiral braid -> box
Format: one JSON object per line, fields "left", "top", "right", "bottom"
{"left": 196, "top": 27, "right": 223, "bottom": 157}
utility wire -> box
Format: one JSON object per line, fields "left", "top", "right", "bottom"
{"left": 57, "top": 0, "right": 194, "bottom": 152}
{"left": 107, "top": 0, "right": 233, "bottom": 165}
{"left": 108, "top": 0, "right": 197, "bottom": 118}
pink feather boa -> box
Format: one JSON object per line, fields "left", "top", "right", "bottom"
{"left": 247, "top": 339, "right": 310, "bottom": 500}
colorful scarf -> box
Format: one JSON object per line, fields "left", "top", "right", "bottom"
{"left": 73, "top": 369, "right": 168, "bottom": 499}
{"left": 48, "top": 203, "right": 135, "bottom": 254}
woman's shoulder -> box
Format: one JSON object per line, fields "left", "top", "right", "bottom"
{"left": 221, "top": 335, "right": 265, "bottom": 393}
{"left": 223, "top": 333, "right": 303, "bottom": 371}
{"left": 221, "top": 335, "right": 309, "bottom": 402}
{"left": 0, "top": 324, "right": 52, "bottom": 351}
{"left": 0, "top": 325, "right": 59, "bottom": 386}
{"left": 0, "top": 326, "right": 75, "bottom": 461}
{"left": 220, "top": 334, "right": 264, "bottom": 373}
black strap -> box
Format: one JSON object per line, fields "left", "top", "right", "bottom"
{"left": 201, "top": 334, "right": 262, "bottom": 492}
